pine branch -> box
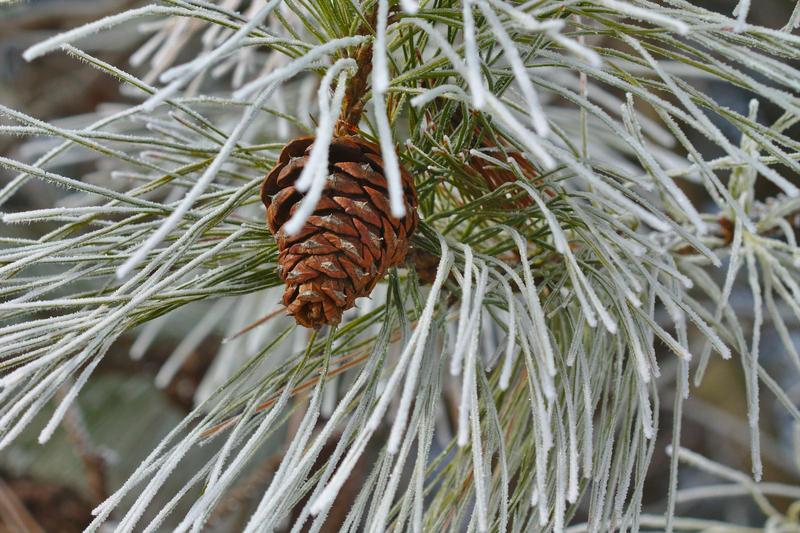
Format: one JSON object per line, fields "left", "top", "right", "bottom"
{"left": 1, "top": 1, "right": 800, "bottom": 531}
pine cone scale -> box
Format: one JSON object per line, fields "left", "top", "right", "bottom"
{"left": 262, "top": 135, "right": 418, "bottom": 328}
{"left": 334, "top": 162, "right": 388, "bottom": 192}
{"left": 351, "top": 218, "right": 382, "bottom": 260}
{"left": 326, "top": 173, "right": 364, "bottom": 195}
{"left": 306, "top": 214, "right": 360, "bottom": 238}
{"left": 276, "top": 224, "right": 317, "bottom": 248}
{"left": 335, "top": 196, "right": 383, "bottom": 228}
{"left": 262, "top": 138, "right": 313, "bottom": 203}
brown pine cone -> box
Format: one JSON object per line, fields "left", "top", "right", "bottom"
{"left": 262, "top": 135, "right": 418, "bottom": 329}
{"left": 470, "top": 149, "right": 537, "bottom": 208}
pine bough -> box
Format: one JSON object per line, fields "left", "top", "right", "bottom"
{"left": 1, "top": 0, "right": 800, "bottom": 531}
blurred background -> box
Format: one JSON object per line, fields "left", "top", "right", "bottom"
{"left": 1, "top": 1, "right": 799, "bottom": 531}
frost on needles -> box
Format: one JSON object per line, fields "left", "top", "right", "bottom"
{"left": 1, "top": 1, "right": 800, "bottom": 532}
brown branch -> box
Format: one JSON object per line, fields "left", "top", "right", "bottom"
{"left": 58, "top": 389, "right": 108, "bottom": 505}
{"left": 334, "top": 6, "right": 379, "bottom": 136}
{"left": 223, "top": 307, "right": 284, "bottom": 344}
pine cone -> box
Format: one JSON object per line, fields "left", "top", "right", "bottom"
{"left": 470, "top": 149, "right": 537, "bottom": 208}
{"left": 262, "top": 135, "right": 418, "bottom": 329}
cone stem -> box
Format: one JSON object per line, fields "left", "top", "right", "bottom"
{"left": 335, "top": 6, "right": 379, "bottom": 136}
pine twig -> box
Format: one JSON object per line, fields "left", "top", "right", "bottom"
{"left": 335, "top": 5, "right": 379, "bottom": 135}
{"left": 57, "top": 387, "right": 108, "bottom": 504}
